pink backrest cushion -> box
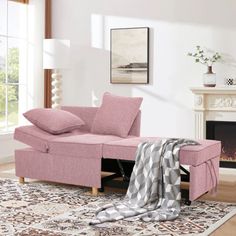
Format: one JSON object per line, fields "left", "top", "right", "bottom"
{"left": 61, "top": 106, "right": 98, "bottom": 132}
{"left": 23, "top": 108, "right": 85, "bottom": 134}
{"left": 61, "top": 106, "right": 141, "bottom": 136}
{"left": 129, "top": 110, "right": 141, "bottom": 136}
{"left": 91, "top": 92, "right": 143, "bottom": 138}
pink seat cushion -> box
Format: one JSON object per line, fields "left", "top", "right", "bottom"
{"left": 49, "top": 134, "right": 125, "bottom": 158}
{"left": 91, "top": 92, "right": 143, "bottom": 138}
{"left": 103, "top": 137, "right": 221, "bottom": 166}
{"left": 14, "top": 125, "right": 87, "bottom": 153}
{"left": 23, "top": 108, "right": 85, "bottom": 134}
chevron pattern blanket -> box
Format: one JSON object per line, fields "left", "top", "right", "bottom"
{"left": 90, "top": 138, "right": 199, "bottom": 225}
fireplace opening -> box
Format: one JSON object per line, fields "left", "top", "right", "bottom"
{"left": 206, "top": 121, "right": 236, "bottom": 168}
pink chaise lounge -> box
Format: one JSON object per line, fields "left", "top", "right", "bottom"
{"left": 14, "top": 106, "right": 221, "bottom": 201}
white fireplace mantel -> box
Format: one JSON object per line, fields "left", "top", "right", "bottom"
{"left": 190, "top": 86, "right": 236, "bottom": 139}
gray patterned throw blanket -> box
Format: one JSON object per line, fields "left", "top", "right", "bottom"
{"left": 90, "top": 138, "right": 199, "bottom": 225}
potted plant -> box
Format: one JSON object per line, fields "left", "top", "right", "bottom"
{"left": 188, "top": 46, "right": 222, "bottom": 87}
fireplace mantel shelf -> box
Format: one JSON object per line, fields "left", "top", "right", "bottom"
{"left": 191, "top": 86, "right": 236, "bottom": 95}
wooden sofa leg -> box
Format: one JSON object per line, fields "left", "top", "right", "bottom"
{"left": 92, "top": 187, "right": 98, "bottom": 196}
{"left": 19, "top": 177, "right": 25, "bottom": 184}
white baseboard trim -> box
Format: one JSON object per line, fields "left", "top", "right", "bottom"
{"left": 0, "top": 156, "right": 14, "bottom": 164}
{"left": 219, "top": 167, "right": 236, "bottom": 176}
{"left": 182, "top": 165, "right": 236, "bottom": 176}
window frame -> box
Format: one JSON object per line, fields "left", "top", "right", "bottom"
{"left": 8, "top": 0, "right": 29, "bottom": 4}
{"left": 44, "top": 0, "right": 52, "bottom": 108}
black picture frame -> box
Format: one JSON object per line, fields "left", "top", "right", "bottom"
{"left": 110, "top": 27, "right": 149, "bottom": 84}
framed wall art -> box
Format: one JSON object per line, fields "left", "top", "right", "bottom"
{"left": 110, "top": 27, "right": 149, "bottom": 84}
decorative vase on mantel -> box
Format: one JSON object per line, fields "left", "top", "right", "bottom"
{"left": 188, "top": 45, "right": 221, "bottom": 88}
{"left": 203, "top": 66, "right": 216, "bottom": 87}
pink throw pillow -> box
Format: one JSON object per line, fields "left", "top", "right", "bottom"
{"left": 23, "top": 108, "right": 85, "bottom": 134}
{"left": 91, "top": 92, "right": 143, "bottom": 137}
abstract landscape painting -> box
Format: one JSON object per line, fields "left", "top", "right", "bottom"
{"left": 110, "top": 27, "right": 149, "bottom": 84}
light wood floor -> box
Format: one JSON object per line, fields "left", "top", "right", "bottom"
{"left": 0, "top": 162, "right": 236, "bottom": 235}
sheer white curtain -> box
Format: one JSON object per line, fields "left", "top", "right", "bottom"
{"left": 19, "top": 0, "right": 45, "bottom": 126}
{"left": 0, "top": 0, "right": 45, "bottom": 161}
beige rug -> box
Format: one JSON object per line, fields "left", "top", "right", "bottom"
{"left": 0, "top": 178, "right": 235, "bottom": 235}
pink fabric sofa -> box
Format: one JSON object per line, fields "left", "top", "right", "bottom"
{"left": 14, "top": 106, "right": 221, "bottom": 201}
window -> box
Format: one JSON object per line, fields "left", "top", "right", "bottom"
{"left": 0, "top": 0, "right": 27, "bottom": 132}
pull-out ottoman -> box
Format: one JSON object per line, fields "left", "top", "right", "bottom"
{"left": 103, "top": 137, "right": 221, "bottom": 201}
{"left": 14, "top": 130, "right": 126, "bottom": 195}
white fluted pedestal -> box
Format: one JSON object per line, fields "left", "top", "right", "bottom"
{"left": 51, "top": 71, "right": 62, "bottom": 109}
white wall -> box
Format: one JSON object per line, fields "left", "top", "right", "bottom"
{"left": 0, "top": 134, "right": 27, "bottom": 163}
{"left": 52, "top": 0, "right": 236, "bottom": 138}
